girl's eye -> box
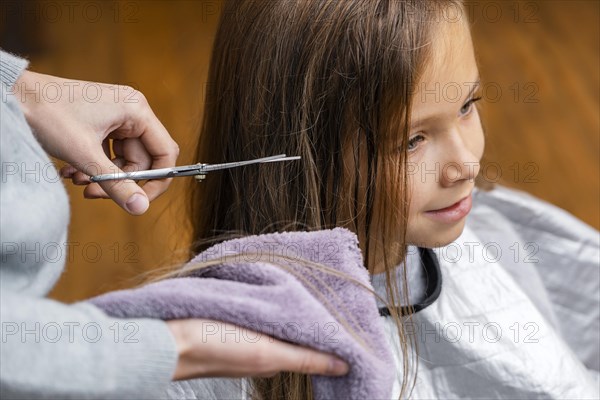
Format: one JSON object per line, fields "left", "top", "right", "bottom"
{"left": 460, "top": 96, "right": 482, "bottom": 117}
{"left": 407, "top": 134, "right": 425, "bottom": 152}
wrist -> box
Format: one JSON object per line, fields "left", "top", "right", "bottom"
{"left": 166, "top": 320, "right": 193, "bottom": 380}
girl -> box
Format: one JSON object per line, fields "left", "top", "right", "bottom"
{"left": 163, "top": 0, "right": 598, "bottom": 398}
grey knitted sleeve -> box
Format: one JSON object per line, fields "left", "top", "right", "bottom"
{"left": 0, "top": 49, "right": 29, "bottom": 88}
{"left": 0, "top": 49, "right": 180, "bottom": 399}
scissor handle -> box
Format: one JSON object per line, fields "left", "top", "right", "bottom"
{"left": 89, "top": 164, "right": 208, "bottom": 182}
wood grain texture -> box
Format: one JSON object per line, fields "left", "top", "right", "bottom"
{"left": 470, "top": 0, "right": 599, "bottom": 230}
{"left": 1, "top": 1, "right": 596, "bottom": 302}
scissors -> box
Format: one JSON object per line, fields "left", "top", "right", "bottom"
{"left": 90, "top": 154, "right": 301, "bottom": 182}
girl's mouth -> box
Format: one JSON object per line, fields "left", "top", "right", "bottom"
{"left": 424, "top": 193, "right": 473, "bottom": 223}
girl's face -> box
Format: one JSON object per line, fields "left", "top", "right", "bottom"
{"left": 404, "top": 18, "right": 485, "bottom": 248}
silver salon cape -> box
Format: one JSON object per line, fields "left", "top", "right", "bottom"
{"left": 164, "top": 185, "right": 600, "bottom": 399}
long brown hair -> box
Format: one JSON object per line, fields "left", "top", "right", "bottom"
{"left": 186, "top": 1, "right": 485, "bottom": 398}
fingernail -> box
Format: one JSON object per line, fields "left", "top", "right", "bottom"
{"left": 125, "top": 193, "right": 149, "bottom": 215}
{"left": 328, "top": 358, "right": 349, "bottom": 375}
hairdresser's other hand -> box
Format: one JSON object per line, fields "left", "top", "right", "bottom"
{"left": 13, "top": 70, "right": 179, "bottom": 215}
{"left": 166, "top": 319, "right": 350, "bottom": 380}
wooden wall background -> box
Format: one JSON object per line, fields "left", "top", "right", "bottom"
{"left": 0, "top": 0, "right": 597, "bottom": 303}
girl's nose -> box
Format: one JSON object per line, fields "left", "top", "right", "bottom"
{"left": 440, "top": 127, "right": 481, "bottom": 187}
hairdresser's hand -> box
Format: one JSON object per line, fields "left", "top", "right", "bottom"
{"left": 166, "top": 319, "right": 349, "bottom": 380}
{"left": 13, "top": 70, "right": 179, "bottom": 215}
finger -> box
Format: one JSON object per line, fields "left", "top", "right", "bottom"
{"left": 78, "top": 154, "right": 150, "bottom": 215}
{"left": 83, "top": 183, "right": 110, "bottom": 199}
{"left": 113, "top": 104, "right": 179, "bottom": 201}
{"left": 117, "top": 139, "right": 172, "bottom": 202}
{"left": 268, "top": 340, "right": 350, "bottom": 377}
{"left": 72, "top": 171, "right": 92, "bottom": 185}
{"left": 168, "top": 320, "right": 349, "bottom": 379}
{"left": 76, "top": 157, "right": 125, "bottom": 194}
{"left": 119, "top": 138, "right": 152, "bottom": 172}
{"left": 63, "top": 150, "right": 120, "bottom": 187}
{"left": 59, "top": 164, "right": 78, "bottom": 179}
{"left": 116, "top": 137, "right": 173, "bottom": 202}
{"left": 81, "top": 157, "right": 125, "bottom": 199}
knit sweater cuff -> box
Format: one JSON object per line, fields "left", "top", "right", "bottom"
{"left": 0, "top": 49, "right": 29, "bottom": 89}
{"left": 114, "top": 317, "right": 179, "bottom": 398}
{"left": 74, "top": 302, "right": 179, "bottom": 398}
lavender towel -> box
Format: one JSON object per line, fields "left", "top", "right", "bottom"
{"left": 88, "top": 228, "right": 395, "bottom": 399}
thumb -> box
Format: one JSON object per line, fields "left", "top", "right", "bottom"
{"left": 84, "top": 155, "right": 150, "bottom": 215}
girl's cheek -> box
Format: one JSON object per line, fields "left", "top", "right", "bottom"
{"left": 406, "top": 153, "right": 433, "bottom": 214}
{"left": 461, "top": 109, "right": 485, "bottom": 160}
{"left": 470, "top": 113, "right": 486, "bottom": 160}
{"left": 407, "top": 142, "right": 436, "bottom": 184}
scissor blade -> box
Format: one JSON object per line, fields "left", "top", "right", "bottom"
{"left": 200, "top": 154, "right": 299, "bottom": 172}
